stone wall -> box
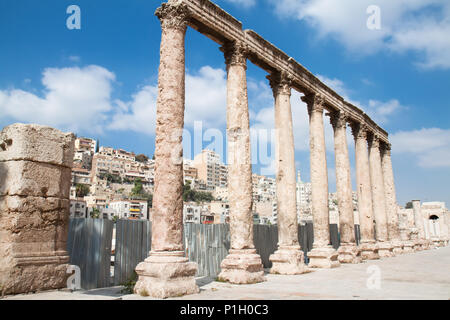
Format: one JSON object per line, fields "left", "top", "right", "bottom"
{"left": 0, "top": 123, "right": 74, "bottom": 295}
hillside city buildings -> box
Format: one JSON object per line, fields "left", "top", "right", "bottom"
{"left": 69, "top": 137, "right": 449, "bottom": 237}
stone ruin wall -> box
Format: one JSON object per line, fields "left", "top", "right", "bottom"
{"left": 0, "top": 123, "right": 74, "bottom": 295}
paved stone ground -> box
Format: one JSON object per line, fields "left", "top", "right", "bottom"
{"left": 3, "top": 246, "right": 450, "bottom": 300}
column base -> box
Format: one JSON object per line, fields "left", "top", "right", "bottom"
{"left": 391, "top": 240, "right": 404, "bottom": 255}
{"left": 337, "top": 243, "right": 361, "bottom": 264}
{"left": 307, "top": 246, "right": 340, "bottom": 268}
{"left": 0, "top": 250, "right": 70, "bottom": 295}
{"left": 402, "top": 240, "right": 415, "bottom": 253}
{"left": 134, "top": 251, "right": 199, "bottom": 299}
{"left": 218, "top": 249, "right": 266, "bottom": 284}
{"left": 269, "top": 245, "right": 308, "bottom": 275}
{"left": 413, "top": 239, "right": 425, "bottom": 251}
{"left": 359, "top": 241, "right": 380, "bottom": 260}
{"left": 377, "top": 241, "right": 394, "bottom": 258}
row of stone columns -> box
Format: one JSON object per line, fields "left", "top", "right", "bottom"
{"left": 134, "top": 1, "right": 410, "bottom": 298}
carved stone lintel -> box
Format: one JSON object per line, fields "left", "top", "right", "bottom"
{"left": 155, "top": 2, "right": 189, "bottom": 31}
{"left": 221, "top": 41, "right": 249, "bottom": 68}
{"left": 267, "top": 71, "right": 293, "bottom": 97}
{"left": 301, "top": 93, "right": 325, "bottom": 115}
{"left": 329, "top": 111, "right": 347, "bottom": 130}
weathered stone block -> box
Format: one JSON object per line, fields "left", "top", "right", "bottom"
{"left": 0, "top": 160, "right": 71, "bottom": 198}
{"left": 307, "top": 246, "right": 340, "bottom": 268}
{"left": 0, "top": 123, "right": 74, "bottom": 167}
{"left": 218, "top": 249, "right": 266, "bottom": 284}
{"left": 134, "top": 251, "right": 199, "bottom": 298}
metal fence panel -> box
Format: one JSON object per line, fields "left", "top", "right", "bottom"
{"left": 113, "top": 219, "right": 151, "bottom": 285}
{"left": 66, "top": 218, "right": 113, "bottom": 290}
{"left": 184, "top": 223, "right": 230, "bottom": 278}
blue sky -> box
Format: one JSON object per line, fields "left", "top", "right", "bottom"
{"left": 1, "top": 0, "right": 449, "bottom": 206}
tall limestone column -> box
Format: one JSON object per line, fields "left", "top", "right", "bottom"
{"left": 380, "top": 143, "right": 403, "bottom": 254}
{"left": 301, "top": 93, "right": 339, "bottom": 268}
{"left": 351, "top": 123, "right": 379, "bottom": 260}
{"left": 134, "top": 2, "right": 199, "bottom": 298}
{"left": 368, "top": 135, "right": 393, "bottom": 257}
{"left": 268, "top": 72, "right": 306, "bottom": 274}
{"left": 329, "top": 111, "right": 361, "bottom": 264}
{"left": 412, "top": 200, "right": 426, "bottom": 250}
{"left": 217, "top": 41, "right": 265, "bottom": 284}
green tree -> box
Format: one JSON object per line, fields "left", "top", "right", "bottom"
{"left": 131, "top": 178, "right": 144, "bottom": 196}
{"left": 405, "top": 202, "right": 413, "bottom": 209}
{"left": 75, "top": 183, "right": 90, "bottom": 197}
{"left": 135, "top": 154, "right": 149, "bottom": 163}
{"left": 90, "top": 208, "right": 101, "bottom": 219}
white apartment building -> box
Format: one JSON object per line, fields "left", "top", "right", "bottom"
{"left": 192, "top": 149, "right": 228, "bottom": 188}
{"left": 183, "top": 202, "right": 215, "bottom": 224}
{"left": 69, "top": 198, "right": 87, "bottom": 218}
{"left": 109, "top": 199, "right": 148, "bottom": 220}
{"left": 252, "top": 174, "right": 276, "bottom": 203}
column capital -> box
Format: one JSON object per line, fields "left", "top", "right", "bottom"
{"left": 221, "top": 41, "right": 249, "bottom": 68}
{"left": 369, "top": 133, "right": 381, "bottom": 149}
{"left": 381, "top": 141, "right": 392, "bottom": 155}
{"left": 301, "top": 93, "right": 325, "bottom": 115}
{"left": 329, "top": 111, "right": 348, "bottom": 130}
{"left": 155, "top": 2, "right": 189, "bottom": 31}
{"left": 350, "top": 122, "right": 370, "bottom": 141}
{"left": 267, "top": 71, "right": 293, "bottom": 97}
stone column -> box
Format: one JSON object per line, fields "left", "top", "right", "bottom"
{"left": 301, "top": 93, "right": 339, "bottom": 268}
{"left": 412, "top": 200, "right": 426, "bottom": 250}
{"left": 217, "top": 41, "right": 265, "bottom": 284}
{"left": 329, "top": 111, "right": 361, "bottom": 264}
{"left": 267, "top": 72, "right": 306, "bottom": 274}
{"left": 0, "top": 123, "right": 74, "bottom": 295}
{"left": 380, "top": 143, "right": 403, "bottom": 254}
{"left": 351, "top": 123, "right": 379, "bottom": 260}
{"left": 134, "top": 3, "right": 199, "bottom": 298}
{"left": 368, "top": 135, "right": 393, "bottom": 257}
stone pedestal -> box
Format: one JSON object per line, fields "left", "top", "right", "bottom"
{"left": 269, "top": 246, "right": 307, "bottom": 274}
{"left": 308, "top": 246, "right": 340, "bottom": 268}
{"left": 218, "top": 249, "right": 265, "bottom": 284}
{"left": 391, "top": 240, "right": 404, "bottom": 255}
{"left": 0, "top": 123, "right": 74, "bottom": 295}
{"left": 359, "top": 241, "right": 380, "bottom": 260}
{"left": 134, "top": 251, "right": 198, "bottom": 298}
{"left": 377, "top": 241, "right": 394, "bottom": 258}
{"left": 402, "top": 241, "right": 415, "bottom": 253}
{"left": 337, "top": 243, "right": 362, "bottom": 264}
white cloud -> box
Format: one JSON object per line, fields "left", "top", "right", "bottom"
{"left": 185, "top": 66, "right": 227, "bottom": 128}
{"left": 390, "top": 128, "right": 450, "bottom": 168}
{"left": 0, "top": 65, "right": 115, "bottom": 134}
{"left": 270, "top": 0, "right": 450, "bottom": 69}
{"left": 108, "top": 85, "right": 158, "bottom": 135}
{"left": 108, "top": 65, "right": 228, "bottom": 135}
{"left": 221, "top": 0, "right": 256, "bottom": 8}
{"left": 68, "top": 55, "right": 81, "bottom": 63}
{"left": 366, "top": 99, "right": 406, "bottom": 124}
